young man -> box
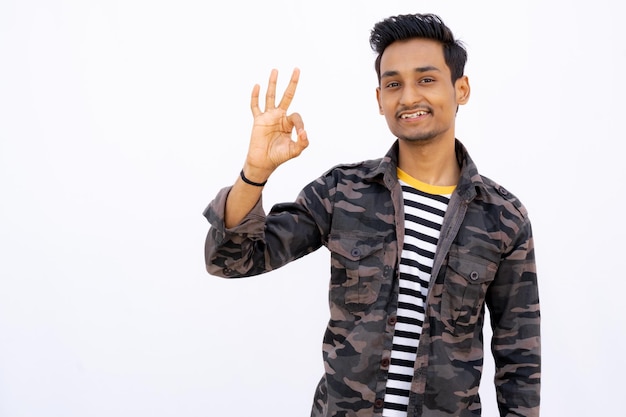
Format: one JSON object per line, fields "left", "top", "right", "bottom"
{"left": 203, "top": 13, "right": 540, "bottom": 417}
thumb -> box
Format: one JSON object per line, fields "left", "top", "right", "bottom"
{"left": 292, "top": 127, "right": 309, "bottom": 156}
{"left": 288, "top": 112, "right": 308, "bottom": 155}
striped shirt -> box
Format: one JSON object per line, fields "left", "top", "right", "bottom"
{"left": 382, "top": 168, "right": 454, "bottom": 417}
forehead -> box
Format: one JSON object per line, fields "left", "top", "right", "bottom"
{"left": 380, "top": 38, "right": 448, "bottom": 75}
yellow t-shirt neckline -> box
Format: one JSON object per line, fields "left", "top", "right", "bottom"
{"left": 397, "top": 168, "right": 456, "bottom": 195}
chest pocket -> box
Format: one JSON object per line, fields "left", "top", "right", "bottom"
{"left": 442, "top": 253, "right": 497, "bottom": 334}
{"left": 328, "top": 234, "right": 385, "bottom": 312}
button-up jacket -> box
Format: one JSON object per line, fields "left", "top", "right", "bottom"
{"left": 203, "top": 140, "right": 541, "bottom": 416}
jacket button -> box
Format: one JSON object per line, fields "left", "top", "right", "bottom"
{"left": 388, "top": 316, "right": 397, "bottom": 325}
{"left": 383, "top": 265, "right": 391, "bottom": 277}
{"left": 374, "top": 399, "right": 384, "bottom": 409}
{"left": 470, "top": 271, "right": 479, "bottom": 281}
{"left": 381, "top": 358, "right": 390, "bottom": 368}
{"left": 498, "top": 186, "right": 509, "bottom": 196}
{"left": 351, "top": 248, "right": 361, "bottom": 257}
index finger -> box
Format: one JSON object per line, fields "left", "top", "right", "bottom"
{"left": 277, "top": 68, "right": 301, "bottom": 111}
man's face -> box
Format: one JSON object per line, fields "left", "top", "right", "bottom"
{"left": 376, "top": 38, "right": 469, "bottom": 145}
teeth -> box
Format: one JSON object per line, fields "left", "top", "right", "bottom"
{"left": 401, "top": 111, "right": 427, "bottom": 119}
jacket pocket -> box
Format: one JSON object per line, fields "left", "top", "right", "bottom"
{"left": 328, "top": 233, "right": 385, "bottom": 311}
{"left": 441, "top": 253, "right": 497, "bottom": 334}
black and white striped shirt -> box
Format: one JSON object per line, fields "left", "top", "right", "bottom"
{"left": 382, "top": 168, "right": 454, "bottom": 417}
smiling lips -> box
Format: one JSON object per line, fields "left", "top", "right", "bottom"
{"left": 399, "top": 110, "right": 429, "bottom": 119}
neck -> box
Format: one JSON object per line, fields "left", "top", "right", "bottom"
{"left": 397, "top": 137, "right": 460, "bottom": 186}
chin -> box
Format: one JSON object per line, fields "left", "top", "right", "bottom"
{"left": 399, "top": 133, "right": 437, "bottom": 143}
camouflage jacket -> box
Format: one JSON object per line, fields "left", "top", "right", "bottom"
{"left": 203, "top": 140, "right": 540, "bottom": 417}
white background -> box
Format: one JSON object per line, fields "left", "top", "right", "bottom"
{"left": 1, "top": 1, "right": 625, "bottom": 416}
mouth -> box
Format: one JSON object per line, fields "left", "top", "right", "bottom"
{"left": 399, "top": 110, "right": 429, "bottom": 120}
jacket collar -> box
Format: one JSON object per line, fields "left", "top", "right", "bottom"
{"left": 370, "top": 139, "right": 485, "bottom": 202}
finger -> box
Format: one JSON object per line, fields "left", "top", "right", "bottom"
{"left": 291, "top": 126, "right": 309, "bottom": 157}
{"left": 286, "top": 112, "right": 308, "bottom": 152}
{"left": 250, "top": 83, "right": 261, "bottom": 117}
{"left": 277, "top": 68, "right": 300, "bottom": 111}
{"left": 264, "top": 68, "right": 278, "bottom": 111}
{"left": 288, "top": 112, "right": 305, "bottom": 133}
{"left": 295, "top": 128, "right": 309, "bottom": 152}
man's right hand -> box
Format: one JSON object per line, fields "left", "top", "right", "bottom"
{"left": 223, "top": 68, "right": 308, "bottom": 228}
{"left": 242, "top": 68, "right": 309, "bottom": 184}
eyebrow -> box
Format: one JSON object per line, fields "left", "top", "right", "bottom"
{"left": 381, "top": 66, "right": 442, "bottom": 79}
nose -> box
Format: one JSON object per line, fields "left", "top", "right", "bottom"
{"left": 399, "top": 83, "right": 422, "bottom": 107}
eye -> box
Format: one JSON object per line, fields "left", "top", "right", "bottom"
{"left": 420, "top": 77, "right": 435, "bottom": 84}
{"left": 385, "top": 81, "right": 400, "bottom": 88}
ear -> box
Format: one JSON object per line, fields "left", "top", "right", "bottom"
{"left": 376, "top": 87, "right": 384, "bottom": 114}
{"left": 455, "top": 75, "right": 470, "bottom": 105}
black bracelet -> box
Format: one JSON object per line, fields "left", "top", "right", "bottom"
{"left": 240, "top": 169, "right": 267, "bottom": 187}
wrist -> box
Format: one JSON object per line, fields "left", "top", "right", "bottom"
{"left": 240, "top": 169, "right": 267, "bottom": 187}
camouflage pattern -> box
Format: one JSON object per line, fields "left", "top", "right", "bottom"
{"left": 204, "top": 140, "right": 540, "bottom": 416}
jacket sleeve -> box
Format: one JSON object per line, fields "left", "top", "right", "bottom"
{"left": 486, "top": 216, "right": 541, "bottom": 416}
{"left": 203, "top": 179, "right": 330, "bottom": 278}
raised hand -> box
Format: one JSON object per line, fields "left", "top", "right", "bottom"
{"left": 243, "top": 68, "right": 309, "bottom": 184}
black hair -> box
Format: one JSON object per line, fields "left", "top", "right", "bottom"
{"left": 370, "top": 13, "right": 467, "bottom": 84}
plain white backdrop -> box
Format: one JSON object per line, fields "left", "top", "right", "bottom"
{"left": 1, "top": 1, "right": 625, "bottom": 416}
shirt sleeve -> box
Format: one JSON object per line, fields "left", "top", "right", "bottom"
{"left": 487, "top": 218, "right": 541, "bottom": 416}
{"left": 203, "top": 178, "right": 330, "bottom": 278}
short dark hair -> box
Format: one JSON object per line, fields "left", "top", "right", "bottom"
{"left": 370, "top": 13, "right": 467, "bottom": 84}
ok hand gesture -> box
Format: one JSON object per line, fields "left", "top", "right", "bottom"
{"left": 243, "top": 68, "right": 309, "bottom": 184}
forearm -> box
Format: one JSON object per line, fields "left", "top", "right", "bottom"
{"left": 493, "top": 331, "right": 541, "bottom": 416}
{"left": 204, "top": 191, "right": 268, "bottom": 278}
{"left": 204, "top": 176, "right": 329, "bottom": 278}
{"left": 489, "top": 233, "right": 541, "bottom": 415}
{"left": 224, "top": 165, "right": 273, "bottom": 228}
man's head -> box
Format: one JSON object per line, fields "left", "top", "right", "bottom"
{"left": 370, "top": 13, "right": 467, "bottom": 84}
{"left": 370, "top": 13, "right": 470, "bottom": 145}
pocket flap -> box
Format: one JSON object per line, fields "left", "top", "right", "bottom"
{"left": 447, "top": 253, "right": 497, "bottom": 284}
{"left": 328, "top": 234, "right": 384, "bottom": 261}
